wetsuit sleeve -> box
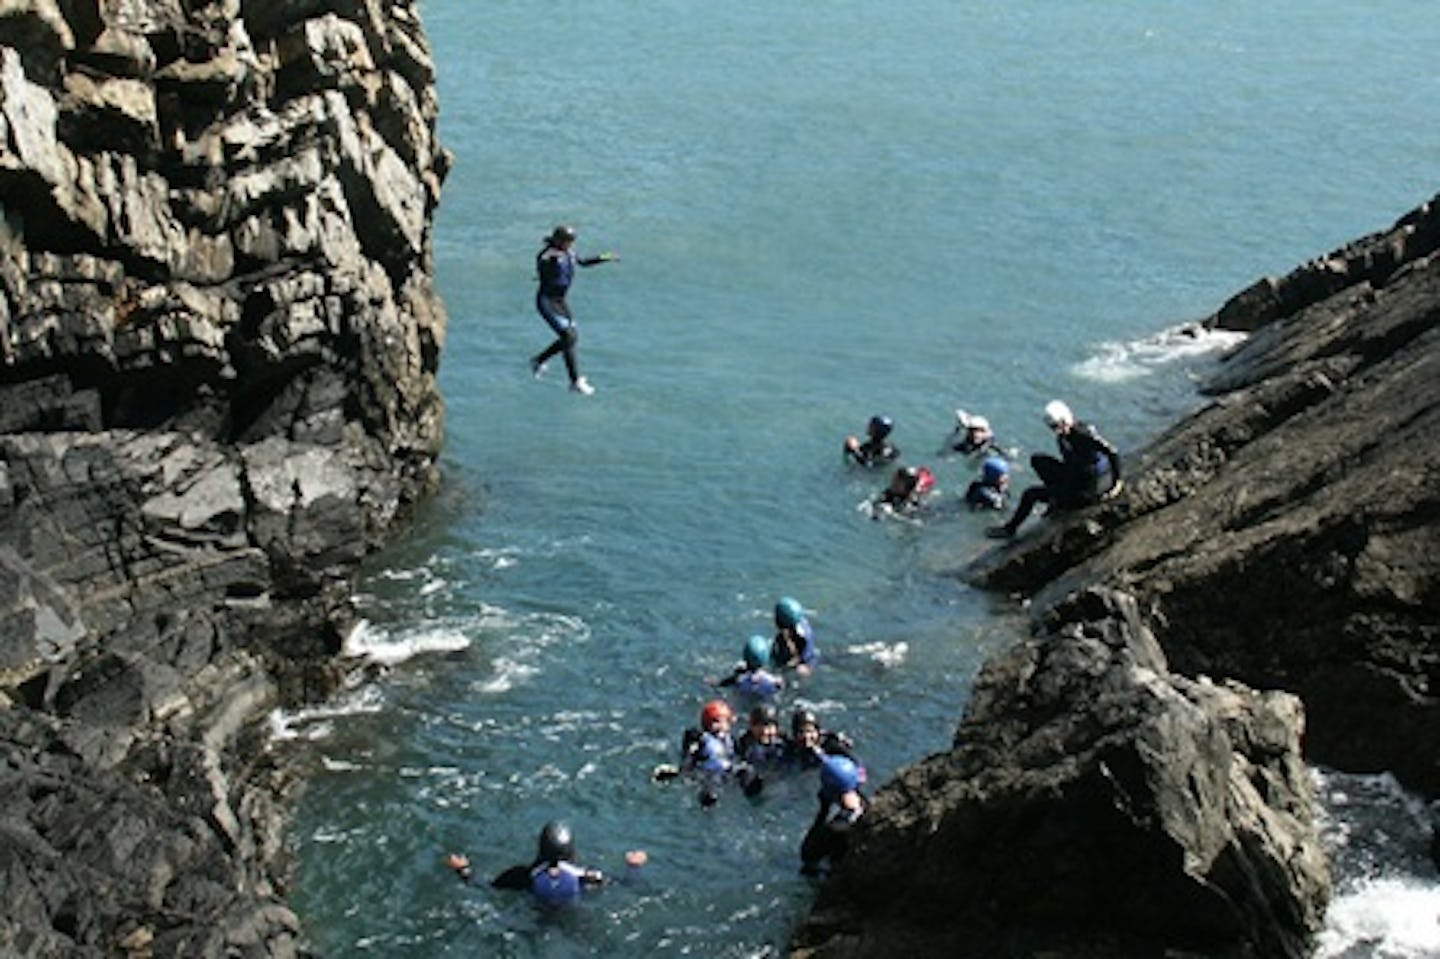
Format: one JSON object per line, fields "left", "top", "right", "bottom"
{"left": 490, "top": 864, "right": 533, "bottom": 890}
{"left": 577, "top": 254, "right": 612, "bottom": 266}
{"left": 1092, "top": 428, "right": 1121, "bottom": 480}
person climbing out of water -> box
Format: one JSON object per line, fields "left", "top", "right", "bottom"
{"left": 799, "top": 754, "right": 867, "bottom": 877}
{"left": 964, "top": 455, "right": 1011, "bottom": 511}
{"left": 944, "top": 409, "right": 1001, "bottom": 459}
{"left": 988, "top": 399, "right": 1122, "bottom": 539}
{"left": 713, "top": 634, "right": 786, "bottom": 701}
{"left": 871, "top": 465, "right": 936, "bottom": 519}
{"left": 530, "top": 224, "right": 618, "bottom": 396}
{"left": 844, "top": 415, "right": 900, "bottom": 467}
{"left": 446, "top": 820, "right": 646, "bottom": 904}
{"left": 771, "top": 596, "right": 819, "bottom": 675}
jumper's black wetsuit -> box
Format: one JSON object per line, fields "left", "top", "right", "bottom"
{"left": 533, "top": 243, "right": 608, "bottom": 384}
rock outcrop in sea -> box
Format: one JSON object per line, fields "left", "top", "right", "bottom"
{"left": 794, "top": 195, "right": 1439, "bottom": 956}
{"left": 1, "top": 2, "right": 448, "bottom": 955}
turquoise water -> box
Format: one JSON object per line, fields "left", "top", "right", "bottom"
{"left": 284, "top": 2, "right": 1440, "bottom": 955}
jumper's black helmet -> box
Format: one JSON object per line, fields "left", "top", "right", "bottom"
{"left": 868, "top": 415, "right": 894, "bottom": 439}
{"left": 537, "top": 820, "right": 575, "bottom": 863}
{"left": 549, "top": 225, "right": 577, "bottom": 244}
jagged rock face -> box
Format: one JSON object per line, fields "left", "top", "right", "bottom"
{"left": 795, "top": 589, "right": 1329, "bottom": 958}
{"left": 797, "top": 197, "right": 1438, "bottom": 956}
{"left": 973, "top": 196, "right": 1440, "bottom": 797}
{"left": 0, "top": 1, "right": 448, "bottom": 955}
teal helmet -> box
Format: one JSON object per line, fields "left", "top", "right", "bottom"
{"left": 743, "top": 634, "right": 772, "bottom": 670}
{"left": 774, "top": 596, "right": 805, "bottom": 629}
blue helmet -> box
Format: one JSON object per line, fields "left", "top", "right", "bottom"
{"left": 743, "top": 634, "right": 772, "bottom": 670}
{"left": 774, "top": 596, "right": 805, "bottom": 629}
{"left": 820, "top": 755, "right": 861, "bottom": 796}
{"left": 981, "top": 456, "right": 1010, "bottom": 483}
{"left": 867, "top": 415, "right": 894, "bottom": 439}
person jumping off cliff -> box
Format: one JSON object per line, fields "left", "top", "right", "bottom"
{"left": 530, "top": 225, "right": 619, "bottom": 396}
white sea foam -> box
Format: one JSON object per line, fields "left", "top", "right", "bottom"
{"left": 342, "top": 618, "right": 472, "bottom": 667}
{"left": 268, "top": 685, "right": 386, "bottom": 742}
{"left": 1072, "top": 323, "right": 1248, "bottom": 383}
{"left": 846, "top": 641, "right": 909, "bottom": 668}
{"left": 1315, "top": 878, "right": 1440, "bottom": 958}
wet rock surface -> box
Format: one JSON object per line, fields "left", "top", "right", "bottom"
{"left": 1, "top": 2, "right": 448, "bottom": 955}
{"left": 795, "top": 196, "right": 1439, "bottom": 956}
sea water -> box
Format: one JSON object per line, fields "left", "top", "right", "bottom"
{"left": 283, "top": 2, "right": 1440, "bottom": 955}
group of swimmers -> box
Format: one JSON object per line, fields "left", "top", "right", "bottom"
{"left": 845, "top": 399, "right": 1124, "bottom": 536}
{"left": 447, "top": 595, "right": 867, "bottom": 903}
{"left": 655, "top": 597, "right": 866, "bottom": 877}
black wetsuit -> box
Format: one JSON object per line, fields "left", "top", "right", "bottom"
{"left": 532, "top": 243, "right": 608, "bottom": 383}
{"left": 845, "top": 437, "right": 899, "bottom": 467}
{"left": 1001, "top": 421, "right": 1120, "bottom": 534}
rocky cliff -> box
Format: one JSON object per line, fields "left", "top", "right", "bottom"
{"left": 0, "top": 2, "right": 448, "bottom": 955}
{"left": 794, "top": 195, "right": 1439, "bottom": 956}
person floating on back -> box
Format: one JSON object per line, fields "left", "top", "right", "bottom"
{"left": 530, "top": 224, "right": 618, "bottom": 396}
{"left": 988, "top": 400, "right": 1122, "bottom": 538}
{"left": 964, "top": 455, "right": 1011, "bottom": 511}
{"left": 446, "top": 820, "right": 646, "bottom": 905}
{"left": 844, "top": 415, "right": 900, "bottom": 467}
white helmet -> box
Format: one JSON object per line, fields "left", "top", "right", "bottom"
{"left": 1043, "top": 400, "right": 1074, "bottom": 429}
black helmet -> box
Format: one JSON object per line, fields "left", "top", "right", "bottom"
{"left": 749, "top": 703, "right": 779, "bottom": 727}
{"left": 537, "top": 820, "right": 575, "bottom": 864}
{"left": 791, "top": 708, "right": 819, "bottom": 735}
{"left": 868, "top": 415, "right": 894, "bottom": 439}
{"left": 549, "top": 224, "right": 577, "bottom": 244}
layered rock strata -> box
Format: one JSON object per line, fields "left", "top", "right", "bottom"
{"left": 1, "top": 2, "right": 448, "bottom": 955}
{"left": 796, "top": 195, "right": 1439, "bottom": 955}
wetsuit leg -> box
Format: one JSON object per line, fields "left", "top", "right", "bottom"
{"left": 1004, "top": 483, "right": 1052, "bottom": 533}
{"left": 534, "top": 295, "right": 581, "bottom": 381}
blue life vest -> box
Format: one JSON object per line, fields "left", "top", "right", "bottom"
{"left": 530, "top": 861, "right": 584, "bottom": 905}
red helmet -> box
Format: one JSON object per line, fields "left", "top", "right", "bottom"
{"left": 700, "top": 699, "right": 734, "bottom": 730}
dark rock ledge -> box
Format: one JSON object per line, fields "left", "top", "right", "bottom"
{"left": 794, "top": 195, "right": 1439, "bottom": 957}
{"left": 1, "top": 2, "right": 449, "bottom": 956}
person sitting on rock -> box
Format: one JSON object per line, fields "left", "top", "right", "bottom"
{"left": 988, "top": 400, "right": 1121, "bottom": 538}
